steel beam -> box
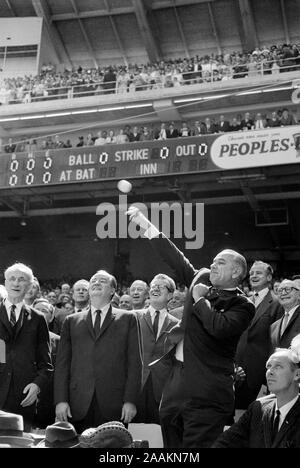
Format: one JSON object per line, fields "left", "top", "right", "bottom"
{"left": 51, "top": 0, "right": 216, "bottom": 21}
{"left": 208, "top": 2, "right": 221, "bottom": 55}
{"left": 172, "top": 0, "right": 190, "bottom": 58}
{"left": 131, "top": 0, "right": 162, "bottom": 63}
{"left": 280, "top": 0, "right": 290, "bottom": 44}
{"left": 31, "top": 0, "right": 72, "bottom": 67}
{"left": 5, "top": 0, "right": 16, "bottom": 16}
{"left": 103, "top": 0, "right": 128, "bottom": 66}
{"left": 238, "top": 0, "right": 259, "bottom": 51}
{"left": 69, "top": 0, "right": 98, "bottom": 68}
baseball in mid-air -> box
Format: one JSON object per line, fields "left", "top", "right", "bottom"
{"left": 117, "top": 179, "right": 132, "bottom": 193}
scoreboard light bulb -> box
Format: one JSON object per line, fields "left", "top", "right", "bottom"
{"left": 117, "top": 180, "right": 132, "bottom": 193}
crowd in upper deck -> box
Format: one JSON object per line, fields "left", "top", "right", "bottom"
{"left": 0, "top": 42, "right": 299, "bottom": 105}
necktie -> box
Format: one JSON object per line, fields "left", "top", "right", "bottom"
{"left": 152, "top": 311, "right": 160, "bottom": 339}
{"left": 252, "top": 293, "right": 259, "bottom": 306}
{"left": 94, "top": 310, "right": 102, "bottom": 336}
{"left": 271, "top": 409, "right": 281, "bottom": 443}
{"left": 10, "top": 305, "right": 17, "bottom": 328}
{"left": 280, "top": 312, "right": 290, "bottom": 336}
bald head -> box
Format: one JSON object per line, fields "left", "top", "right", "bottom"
{"left": 210, "top": 250, "right": 247, "bottom": 288}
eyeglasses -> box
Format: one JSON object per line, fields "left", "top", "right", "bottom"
{"left": 150, "top": 284, "right": 170, "bottom": 292}
{"left": 277, "top": 286, "right": 299, "bottom": 295}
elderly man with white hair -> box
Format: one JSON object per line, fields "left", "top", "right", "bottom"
{"left": 271, "top": 279, "right": 300, "bottom": 351}
{"left": 0, "top": 263, "right": 52, "bottom": 431}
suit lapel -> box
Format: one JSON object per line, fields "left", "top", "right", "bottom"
{"left": 14, "top": 304, "right": 28, "bottom": 340}
{"left": 281, "top": 306, "right": 300, "bottom": 338}
{"left": 144, "top": 309, "right": 154, "bottom": 335}
{"left": 262, "top": 399, "right": 276, "bottom": 448}
{"left": 273, "top": 396, "right": 300, "bottom": 447}
{"left": 84, "top": 308, "right": 95, "bottom": 340}
{"left": 97, "top": 306, "right": 116, "bottom": 340}
{"left": 272, "top": 318, "right": 282, "bottom": 345}
{"left": 0, "top": 303, "right": 13, "bottom": 337}
{"left": 250, "top": 292, "right": 273, "bottom": 328}
{"left": 158, "top": 314, "right": 171, "bottom": 340}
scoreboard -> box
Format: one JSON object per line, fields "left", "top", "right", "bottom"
{"left": 2, "top": 137, "right": 214, "bottom": 189}
{"left": 1, "top": 127, "right": 300, "bottom": 189}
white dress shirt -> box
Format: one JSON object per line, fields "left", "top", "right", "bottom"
{"left": 4, "top": 299, "right": 24, "bottom": 322}
{"left": 91, "top": 303, "right": 110, "bottom": 329}
{"left": 283, "top": 305, "right": 299, "bottom": 326}
{"left": 175, "top": 339, "right": 184, "bottom": 362}
{"left": 148, "top": 305, "right": 168, "bottom": 338}
{"left": 276, "top": 395, "right": 299, "bottom": 430}
{"left": 252, "top": 287, "right": 269, "bottom": 308}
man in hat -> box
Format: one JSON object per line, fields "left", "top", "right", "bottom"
{"left": 0, "top": 263, "right": 52, "bottom": 431}
{"left": 54, "top": 270, "right": 142, "bottom": 433}
{"left": 127, "top": 207, "right": 255, "bottom": 448}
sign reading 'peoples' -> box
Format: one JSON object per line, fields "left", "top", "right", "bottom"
{"left": 211, "top": 126, "right": 300, "bottom": 170}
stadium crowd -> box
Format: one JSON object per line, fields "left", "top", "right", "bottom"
{"left": 2, "top": 107, "right": 298, "bottom": 154}
{"left": 0, "top": 42, "right": 300, "bottom": 105}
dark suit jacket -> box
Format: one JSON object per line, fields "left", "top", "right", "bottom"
{"left": 270, "top": 306, "right": 300, "bottom": 351}
{"left": 54, "top": 306, "right": 142, "bottom": 422}
{"left": 236, "top": 292, "right": 283, "bottom": 391}
{"left": 150, "top": 235, "right": 255, "bottom": 409}
{"left": 241, "top": 119, "right": 254, "bottom": 130}
{"left": 201, "top": 123, "right": 218, "bottom": 134}
{"left": 135, "top": 309, "right": 179, "bottom": 402}
{"left": 166, "top": 129, "right": 179, "bottom": 139}
{"left": 149, "top": 322, "right": 185, "bottom": 407}
{"left": 0, "top": 303, "right": 52, "bottom": 408}
{"left": 217, "top": 121, "right": 231, "bottom": 132}
{"left": 213, "top": 394, "right": 300, "bottom": 448}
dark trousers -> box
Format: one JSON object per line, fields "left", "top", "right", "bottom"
{"left": 182, "top": 400, "right": 233, "bottom": 448}
{"left": 135, "top": 375, "right": 160, "bottom": 424}
{"left": 72, "top": 392, "right": 103, "bottom": 434}
{"left": 3, "top": 383, "right": 35, "bottom": 432}
{"left": 160, "top": 359, "right": 184, "bottom": 448}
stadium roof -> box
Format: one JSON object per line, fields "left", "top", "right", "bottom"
{"left": 1, "top": 0, "right": 300, "bottom": 68}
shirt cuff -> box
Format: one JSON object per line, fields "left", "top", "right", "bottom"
{"left": 144, "top": 225, "right": 160, "bottom": 239}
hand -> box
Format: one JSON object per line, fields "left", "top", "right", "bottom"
{"left": 21, "top": 383, "right": 40, "bottom": 407}
{"left": 126, "top": 206, "right": 152, "bottom": 230}
{"left": 55, "top": 402, "right": 72, "bottom": 422}
{"left": 192, "top": 283, "right": 210, "bottom": 302}
{"left": 234, "top": 366, "right": 246, "bottom": 383}
{"left": 121, "top": 402, "right": 137, "bottom": 424}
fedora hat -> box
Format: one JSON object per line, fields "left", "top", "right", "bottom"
{"left": 36, "top": 422, "right": 79, "bottom": 448}
{"left": 80, "top": 421, "right": 133, "bottom": 448}
{"left": 0, "top": 411, "right": 34, "bottom": 448}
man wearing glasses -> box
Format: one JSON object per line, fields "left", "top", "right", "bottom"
{"left": 271, "top": 279, "right": 300, "bottom": 351}
{"left": 134, "top": 274, "right": 179, "bottom": 424}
